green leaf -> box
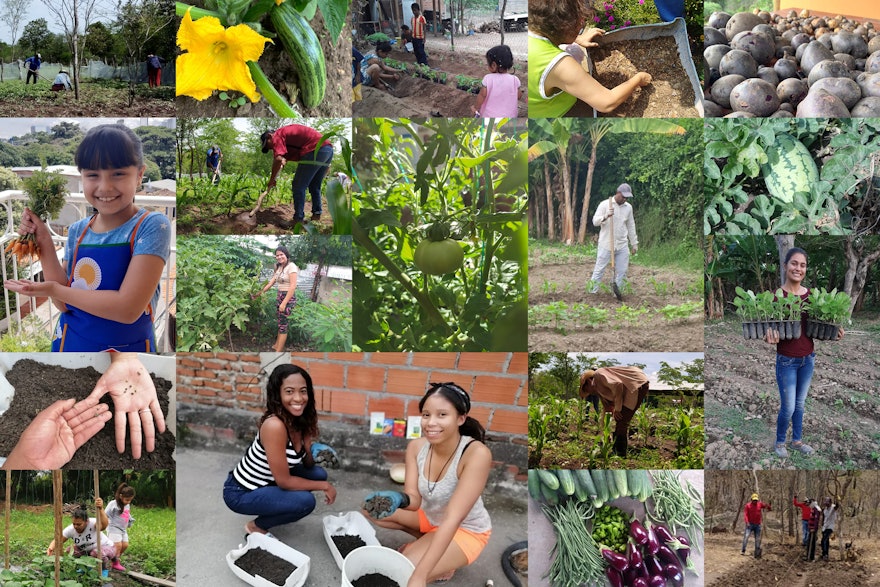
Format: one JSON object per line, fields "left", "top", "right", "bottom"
{"left": 219, "top": 91, "right": 229, "bottom": 100}
{"left": 316, "top": 0, "right": 349, "bottom": 41}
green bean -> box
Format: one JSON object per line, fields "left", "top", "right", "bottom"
{"left": 543, "top": 499, "right": 605, "bottom": 587}
{"left": 647, "top": 470, "right": 704, "bottom": 554}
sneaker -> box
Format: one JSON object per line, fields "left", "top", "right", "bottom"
{"left": 102, "top": 570, "right": 109, "bottom": 578}
{"left": 741, "top": 551, "right": 747, "bottom": 555}
{"left": 774, "top": 443, "right": 789, "bottom": 458}
{"left": 111, "top": 561, "right": 126, "bottom": 571}
{"left": 790, "top": 441, "right": 814, "bottom": 455}
{"left": 278, "top": 218, "right": 305, "bottom": 229}
{"left": 310, "top": 213, "right": 321, "bottom": 222}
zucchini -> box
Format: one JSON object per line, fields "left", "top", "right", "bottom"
{"left": 537, "top": 469, "right": 559, "bottom": 491}
{"left": 270, "top": 3, "right": 327, "bottom": 108}
{"left": 555, "top": 469, "right": 576, "bottom": 496}
{"left": 613, "top": 470, "right": 628, "bottom": 497}
{"left": 528, "top": 470, "right": 542, "bottom": 502}
{"left": 761, "top": 134, "right": 819, "bottom": 204}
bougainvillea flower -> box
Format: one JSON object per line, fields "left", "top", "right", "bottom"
{"left": 176, "top": 8, "right": 271, "bottom": 102}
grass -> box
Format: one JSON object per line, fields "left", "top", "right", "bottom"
{"left": 529, "top": 238, "right": 703, "bottom": 273}
{"left": 3, "top": 505, "right": 176, "bottom": 579}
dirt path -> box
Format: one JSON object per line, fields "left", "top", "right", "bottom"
{"left": 705, "top": 315, "right": 880, "bottom": 469}
{"left": 704, "top": 533, "right": 880, "bottom": 586}
{"left": 529, "top": 257, "right": 704, "bottom": 352}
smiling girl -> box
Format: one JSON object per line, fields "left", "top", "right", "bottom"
{"left": 253, "top": 246, "right": 298, "bottom": 352}
{"left": 223, "top": 364, "right": 336, "bottom": 536}
{"left": 363, "top": 382, "right": 492, "bottom": 586}
{"left": 765, "top": 247, "right": 844, "bottom": 458}
{"left": 4, "top": 124, "right": 171, "bottom": 352}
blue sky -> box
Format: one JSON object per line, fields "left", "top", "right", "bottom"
{"left": 567, "top": 352, "right": 703, "bottom": 387}
{"left": 0, "top": 118, "right": 174, "bottom": 139}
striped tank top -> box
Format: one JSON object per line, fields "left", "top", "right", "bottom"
{"left": 232, "top": 427, "right": 306, "bottom": 490}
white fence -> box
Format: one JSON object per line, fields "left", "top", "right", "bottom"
{"left": 0, "top": 59, "right": 176, "bottom": 85}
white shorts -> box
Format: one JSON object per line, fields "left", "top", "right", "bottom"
{"left": 108, "top": 529, "right": 129, "bottom": 543}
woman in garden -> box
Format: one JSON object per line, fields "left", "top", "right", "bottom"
{"left": 3, "top": 124, "right": 172, "bottom": 352}
{"left": 528, "top": 0, "right": 652, "bottom": 117}
{"left": 47, "top": 498, "right": 119, "bottom": 575}
{"left": 253, "top": 246, "right": 298, "bottom": 352}
{"left": 362, "top": 382, "right": 492, "bottom": 586}
{"left": 764, "top": 247, "right": 844, "bottom": 458}
{"left": 223, "top": 364, "right": 337, "bottom": 536}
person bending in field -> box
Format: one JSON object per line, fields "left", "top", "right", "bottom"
{"left": 528, "top": 0, "right": 651, "bottom": 117}
{"left": 47, "top": 499, "right": 119, "bottom": 575}
{"left": 579, "top": 365, "right": 649, "bottom": 457}
{"left": 363, "top": 382, "right": 492, "bottom": 586}
{"left": 360, "top": 41, "right": 401, "bottom": 91}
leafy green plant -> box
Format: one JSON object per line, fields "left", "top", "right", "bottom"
{"left": 290, "top": 293, "right": 352, "bottom": 351}
{"left": 615, "top": 303, "right": 651, "bottom": 324}
{"left": 590, "top": 411, "right": 617, "bottom": 465}
{"left": 0, "top": 313, "right": 52, "bottom": 352}
{"left": 648, "top": 277, "right": 672, "bottom": 296}
{"left": 657, "top": 301, "right": 701, "bottom": 321}
{"left": 733, "top": 286, "right": 759, "bottom": 320}
{"left": 805, "top": 287, "right": 852, "bottom": 323}
{"left": 365, "top": 32, "right": 391, "bottom": 43}
{"left": 0, "top": 554, "right": 102, "bottom": 586}
{"left": 541, "top": 279, "right": 558, "bottom": 295}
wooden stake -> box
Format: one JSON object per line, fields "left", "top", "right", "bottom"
{"left": 94, "top": 470, "right": 101, "bottom": 572}
{"left": 53, "top": 470, "right": 62, "bottom": 587}
{"left": 4, "top": 469, "right": 10, "bottom": 570}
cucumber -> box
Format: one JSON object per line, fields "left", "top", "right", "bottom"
{"left": 761, "top": 134, "right": 819, "bottom": 204}
{"left": 537, "top": 469, "right": 559, "bottom": 491}
{"left": 555, "top": 469, "right": 576, "bottom": 496}
{"left": 528, "top": 470, "right": 542, "bottom": 502}
{"left": 574, "top": 469, "right": 598, "bottom": 498}
{"left": 540, "top": 480, "right": 559, "bottom": 506}
{"left": 270, "top": 3, "right": 327, "bottom": 108}
{"left": 590, "top": 469, "right": 609, "bottom": 504}
{"left": 613, "top": 470, "right": 628, "bottom": 497}
{"left": 626, "top": 469, "right": 642, "bottom": 499}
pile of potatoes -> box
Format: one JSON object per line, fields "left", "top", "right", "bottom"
{"left": 704, "top": 9, "right": 880, "bottom": 117}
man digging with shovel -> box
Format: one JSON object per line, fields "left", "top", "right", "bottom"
{"left": 589, "top": 183, "right": 638, "bottom": 300}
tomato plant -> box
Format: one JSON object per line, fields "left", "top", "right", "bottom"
{"left": 352, "top": 118, "right": 528, "bottom": 351}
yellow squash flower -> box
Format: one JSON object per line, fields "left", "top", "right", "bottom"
{"left": 176, "top": 9, "right": 272, "bottom": 102}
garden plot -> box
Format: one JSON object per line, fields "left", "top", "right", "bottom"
{"left": 529, "top": 258, "right": 703, "bottom": 352}
{"left": 704, "top": 316, "right": 880, "bottom": 470}
{"left": 0, "top": 80, "right": 173, "bottom": 117}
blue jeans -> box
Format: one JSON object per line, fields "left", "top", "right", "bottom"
{"left": 412, "top": 38, "right": 428, "bottom": 65}
{"left": 742, "top": 523, "right": 762, "bottom": 553}
{"left": 223, "top": 464, "right": 327, "bottom": 532}
{"left": 291, "top": 145, "right": 334, "bottom": 221}
{"left": 775, "top": 353, "right": 815, "bottom": 444}
{"left": 801, "top": 519, "right": 809, "bottom": 546}
{"left": 821, "top": 529, "right": 832, "bottom": 557}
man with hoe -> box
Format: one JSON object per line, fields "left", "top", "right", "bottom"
{"left": 742, "top": 493, "right": 771, "bottom": 558}
{"left": 589, "top": 183, "right": 638, "bottom": 295}
{"left": 578, "top": 366, "right": 649, "bottom": 457}
{"left": 24, "top": 53, "right": 42, "bottom": 84}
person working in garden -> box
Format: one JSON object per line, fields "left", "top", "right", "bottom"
{"left": 578, "top": 366, "right": 649, "bottom": 457}
{"left": 24, "top": 53, "right": 42, "bottom": 84}
{"left": 793, "top": 494, "right": 814, "bottom": 547}
{"left": 589, "top": 183, "right": 638, "bottom": 294}
{"left": 410, "top": 3, "right": 429, "bottom": 66}
{"left": 821, "top": 497, "right": 839, "bottom": 562}
{"left": 360, "top": 41, "right": 401, "bottom": 91}
{"left": 52, "top": 70, "right": 72, "bottom": 91}
{"left": 362, "top": 382, "right": 492, "bottom": 585}
{"left": 260, "top": 124, "right": 334, "bottom": 228}
{"left": 206, "top": 145, "right": 222, "bottom": 185}
{"left": 146, "top": 54, "right": 164, "bottom": 87}
{"left": 47, "top": 498, "right": 120, "bottom": 576}
{"left": 742, "top": 493, "right": 771, "bottom": 557}
{"left": 806, "top": 500, "right": 821, "bottom": 561}
{"left": 528, "top": 0, "right": 651, "bottom": 117}
{"left": 763, "top": 248, "right": 844, "bottom": 459}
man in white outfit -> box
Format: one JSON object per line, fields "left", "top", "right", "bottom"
{"left": 589, "top": 183, "right": 639, "bottom": 293}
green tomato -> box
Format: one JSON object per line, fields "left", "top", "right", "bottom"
{"left": 414, "top": 238, "right": 464, "bottom": 275}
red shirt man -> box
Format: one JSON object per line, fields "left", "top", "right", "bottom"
{"left": 744, "top": 496, "right": 771, "bottom": 525}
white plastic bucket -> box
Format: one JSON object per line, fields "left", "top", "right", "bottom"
{"left": 341, "top": 545, "right": 414, "bottom": 587}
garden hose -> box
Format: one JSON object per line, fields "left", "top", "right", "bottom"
{"left": 501, "top": 540, "right": 527, "bottom": 587}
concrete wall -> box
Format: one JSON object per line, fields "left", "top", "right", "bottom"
{"left": 176, "top": 352, "right": 528, "bottom": 495}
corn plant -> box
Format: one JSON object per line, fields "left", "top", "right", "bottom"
{"left": 635, "top": 408, "right": 653, "bottom": 448}
{"left": 590, "top": 410, "right": 617, "bottom": 465}
{"left": 648, "top": 277, "right": 672, "bottom": 296}
{"left": 529, "top": 402, "right": 552, "bottom": 464}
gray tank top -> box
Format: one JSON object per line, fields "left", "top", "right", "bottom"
{"left": 416, "top": 435, "right": 492, "bottom": 533}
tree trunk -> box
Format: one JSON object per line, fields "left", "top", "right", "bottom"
{"left": 775, "top": 235, "right": 795, "bottom": 287}
{"left": 560, "top": 155, "right": 574, "bottom": 244}
{"left": 544, "top": 158, "right": 555, "bottom": 241}
{"left": 499, "top": 0, "right": 507, "bottom": 45}
{"left": 843, "top": 237, "right": 880, "bottom": 315}
{"left": 577, "top": 143, "right": 598, "bottom": 244}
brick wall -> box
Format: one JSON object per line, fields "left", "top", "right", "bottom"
{"left": 177, "top": 352, "right": 528, "bottom": 436}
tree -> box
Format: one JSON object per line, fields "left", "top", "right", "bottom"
{"left": 0, "top": 0, "right": 32, "bottom": 61}
{"left": 136, "top": 125, "right": 176, "bottom": 179}
{"left": 19, "top": 17, "right": 49, "bottom": 54}
{"left": 42, "top": 0, "right": 101, "bottom": 99}
{"left": 843, "top": 236, "right": 880, "bottom": 314}
{"left": 114, "top": 0, "right": 175, "bottom": 104}
{"left": 51, "top": 121, "right": 81, "bottom": 140}
{"left": 83, "top": 20, "right": 114, "bottom": 62}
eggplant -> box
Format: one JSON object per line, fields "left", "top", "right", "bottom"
{"left": 602, "top": 546, "right": 630, "bottom": 572}
{"left": 644, "top": 555, "right": 664, "bottom": 577}
{"left": 654, "top": 523, "right": 676, "bottom": 544}
{"left": 624, "top": 565, "right": 641, "bottom": 585}
{"left": 630, "top": 518, "right": 650, "bottom": 545}
{"left": 645, "top": 521, "right": 660, "bottom": 555}
{"left": 648, "top": 575, "right": 666, "bottom": 587}
{"left": 627, "top": 540, "right": 644, "bottom": 567}
{"left": 606, "top": 567, "right": 624, "bottom": 587}
{"left": 672, "top": 535, "right": 697, "bottom": 572}
{"left": 657, "top": 544, "right": 683, "bottom": 572}
{"left": 632, "top": 578, "right": 649, "bottom": 587}
{"left": 664, "top": 564, "right": 685, "bottom": 587}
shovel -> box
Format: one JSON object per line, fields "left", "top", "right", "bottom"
{"left": 608, "top": 197, "right": 623, "bottom": 301}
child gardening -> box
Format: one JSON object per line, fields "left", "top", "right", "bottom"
{"left": 47, "top": 499, "right": 119, "bottom": 575}
{"left": 4, "top": 124, "right": 172, "bottom": 352}
{"left": 360, "top": 41, "right": 401, "bottom": 91}
{"left": 475, "top": 45, "right": 522, "bottom": 118}
{"left": 528, "top": 0, "right": 652, "bottom": 117}
{"left": 105, "top": 482, "right": 136, "bottom": 571}
{"left": 363, "top": 382, "right": 492, "bottom": 586}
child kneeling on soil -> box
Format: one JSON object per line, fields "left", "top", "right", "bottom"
{"left": 47, "top": 498, "right": 119, "bottom": 575}
{"left": 528, "top": 0, "right": 651, "bottom": 117}
{"left": 475, "top": 45, "right": 522, "bottom": 118}
{"left": 361, "top": 41, "right": 400, "bottom": 90}
{"left": 362, "top": 382, "right": 492, "bottom": 585}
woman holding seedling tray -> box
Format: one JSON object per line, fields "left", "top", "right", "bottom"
{"left": 764, "top": 247, "right": 845, "bottom": 460}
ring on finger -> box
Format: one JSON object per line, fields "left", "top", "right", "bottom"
{"left": 139, "top": 409, "right": 151, "bottom": 414}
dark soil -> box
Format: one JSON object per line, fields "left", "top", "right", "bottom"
{"left": 178, "top": 199, "right": 334, "bottom": 236}
{"left": 0, "top": 359, "right": 175, "bottom": 469}
{"left": 332, "top": 534, "right": 367, "bottom": 559}
{"left": 351, "top": 573, "right": 400, "bottom": 587}
{"left": 363, "top": 495, "right": 394, "bottom": 519}
{"left": 591, "top": 37, "right": 699, "bottom": 118}
{"left": 233, "top": 547, "right": 297, "bottom": 586}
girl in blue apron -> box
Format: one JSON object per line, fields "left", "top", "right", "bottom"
{"left": 4, "top": 124, "right": 171, "bottom": 352}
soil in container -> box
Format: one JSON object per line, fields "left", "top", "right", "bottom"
{"left": 234, "top": 547, "right": 298, "bottom": 586}
{"left": 332, "top": 534, "right": 367, "bottom": 559}
{"left": 0, "top": 359, "right": 175, "bottom": 469}
{"left": 363, "top": 495, "right": 394, "bottom": 518}
{"left": 352, "top": 573, "right": 401, "bottom": 587}
{"left": 590, "top": 36, "right": 699, "bottom": 118}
